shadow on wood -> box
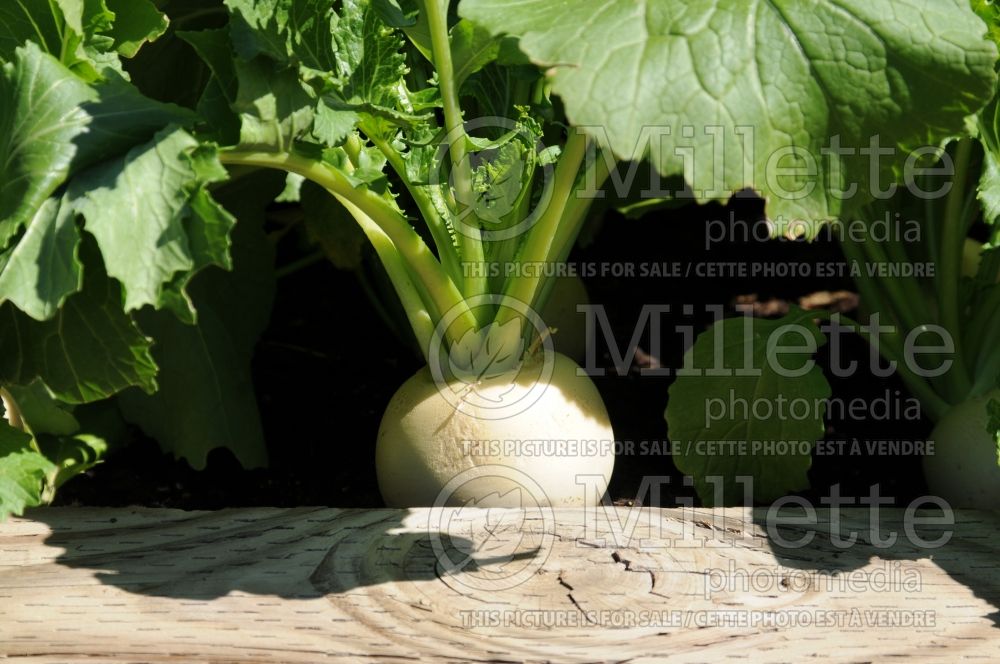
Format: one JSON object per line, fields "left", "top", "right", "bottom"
{"left": 750, "top": 507, "right": 1000, "bottom": 627}
{"left": 1, "top": 506, "right": 998, "bottom": 662}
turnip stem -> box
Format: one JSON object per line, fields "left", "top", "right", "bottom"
{"left": 219, "top": 149, "right": 477, "bottom": 348}
{"left": 551, "top": 147, "right": 611, "bottom": 265}
{"left": 336, "top": 197, "right": 435, "bottom": 362}
{"left": 424, "top": 0, "right": 487, "bottom": 310}
{"left": 831, "top": 315, "right": 951, "bottom": 422}
{"left": 938, "top": 138, "right": 974, "bottom": 398}
{"left": 855, "top": 228, "right": 923, "bottom": 333}
{"left": 498, "top": 130, "right": 590, "bottom": 324}
{"left": 532, "top": 149, "right": 612, "bottom": 314}
{"left": 369, "top": 136, "right": 463, "bottom": 286}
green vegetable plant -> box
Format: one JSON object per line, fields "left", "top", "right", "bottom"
{"left": 667, "top": 4, "right": 1000, "bottom": 507}
{"left": 0, "top": 0, "right": 997, "bottom": 514}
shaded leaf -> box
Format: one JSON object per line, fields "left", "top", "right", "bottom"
{"left": 76, "top": 75, "right": 198, "bottom": 169}
{"left": 118, "top": 171, "right": 284, "bottom": 469}
{"left": 0, "top": 0, "right": 119, "bottom": 76}
{"left": 0, "top": 197, "right": 82, "bottom": 321}
{"left": 665, "top": 308, "right": 832, "bottom": 505}
{"left": 3, "top": 381, "right": 79, "bottom": 437}
{"left": 178, "top": 28, "right": 238, "bottom": 100}
{"left": 988, "top": 397, "right": 999, "bottom": 466}
{"left": 105, "top": 0, "right": 168, "bottom": 58}
{"left": 0, "top": 243, "right": 158, "bottom": 404}
{"left": 300, "top": 180, "right": 367, "bottom": 269}
{"left": 41, "top": 432, "right": 107, "bottom": 489}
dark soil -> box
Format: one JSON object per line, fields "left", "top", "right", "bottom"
{"left": 55, "top": 197, "right": 931, "bottom": 510}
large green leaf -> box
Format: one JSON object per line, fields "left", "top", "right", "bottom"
{"left": 0, "top": 1, "right": 66, "bottom": 60}
{"left": 178, "top": 28, "right": 239, "bottom": 100}
{"left": 0, "top": 0, "right": 81, "bottom": 63}
{"left": 460, "top": 0, "right": 998, "bottom": 230}
{"left": 78, "top": 75, "right": 198, "bottom": 162}
{"left": 0, "top": 44, "right": 97, "bottom": 249}
{"left": 331, "top": 0, "right": 407, "bottom": 108}
{"left": 225, "top": 0, "right": 336, "bottom": 149}
{"left": 69, "top": 127, "right": 232, "bottom": 315}
{"left": 0, "top": 244, "right": 158, "bottom": 404}
{"left": 158, "top": 146, "right": 239, "bottom": 323}
{"left": 0, "top": 43, "right": 194, "bottom": 267}
{"left": 0, "top": 59, "right": 196, "bottom": 320}
{"left": 118, "top": 1, "right": 217, "bottom": 108}
{"left": 665, "top": 309, "right": 832, "bottom": 505}
{"left": 118, "top": 171, "right": 284, "bottom": 470}
{"left": 331, "top": 0, "right": 431, "bottom": 139}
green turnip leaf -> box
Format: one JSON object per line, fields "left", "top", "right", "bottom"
{"left": 973, "top": 0, "right": 1000, "bottom": 48}
{"left": 300, "top": 180, "right": 367, "bottom": 270}
{"left": 117, "top": 171, "right": 285, "bottom": 470}
{"left": 0, "top": 241, "right": 158, "bottom": 404}
{"left": 104, "top": 0, "right": 168, "bottom": 59}
{"left": 234, "top": 57, "right": 317, "bottom": 149}
{"left": 69, "top": 127, "right": 233, "bottom": 317}
{"left": 0, "top": 44, "right": 97, "bottom": 250}
{"left": 0, "top": 197, "right": 82, "bottom": 322}
{"left": 0, "top": 47, "right": 196, "bottom": 320}
{"left": 665, "top": 308, "right": 832, "bottom": 505}
{"left": 3, "top": 381, "right": 80, "bottom": 437}
{"left": 39, "top": 432, "right": 108, "bottom": 491}
{"left": 226, "top": 0, "right": 339, "bottom": 69}
{"left": 450, "top": 19, "right": 499, "bottom": 88}
{"left": 0, "top": 408, "right": 54, "bottom": 520}
{"left": 216, "top": 0, "right": 425, "bottom": 149}
{"left": 460, "top": 0, "right": 998, "bottom": 231}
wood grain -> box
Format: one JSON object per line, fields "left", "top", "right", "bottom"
{"left": 0, "top": 507, "right": 997, "bottom": 662}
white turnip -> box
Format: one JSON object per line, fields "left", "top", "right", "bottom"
{"left": 923, "top": 389, "right": 1000, "bottom": 509}
{"left": 376, "top": 352, "right": 615, "bottom": 507}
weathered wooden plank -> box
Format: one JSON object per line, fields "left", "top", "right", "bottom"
{"left": 0, "top": 507, "right": 997, "bottom": 662}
